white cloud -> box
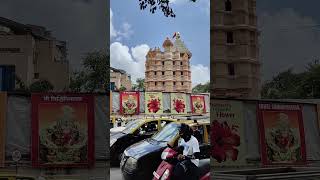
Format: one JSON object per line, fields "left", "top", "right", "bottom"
{"left": 110, "top": 42, "right": 150, "bottom": 83}
{"left": 110, "top": 8, "right": 117, "bottom": 39}
{"left": 259, "top": 8, "right": 320, "bottom": 80}
{"left": 191, "top": 64, "right": 210, "bottom": 87}
{"left": 110, "top": 8, "right": 133, "bottom": 41}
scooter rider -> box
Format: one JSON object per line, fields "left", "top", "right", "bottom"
{"left": 173, "top": 123, "right": 200, "bottom": 180}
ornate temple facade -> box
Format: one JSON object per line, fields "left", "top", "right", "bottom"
{"left": 145, "top": 33, "right": 192, "bottom": 93}
{"left": 212, "top": 0, "right": 261, "bottom": 98}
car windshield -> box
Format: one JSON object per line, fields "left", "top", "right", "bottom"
{"left": 152, "top": 123, "right": 180, "bottom": 142}
{"left": 122, "top": 120, "right": 142, "bottom": 134}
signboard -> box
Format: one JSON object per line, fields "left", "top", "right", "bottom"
{"left": 145, "top": 92, "right": 163, "bottom": 114}
{"left": 0, "top": 92, "right": 6, "bottom": 167}
{"left": 257, "top": 103, "right": 306, "bottom": 165}
{"left": 120, "top": 92, "right": 140, "bottom": 115}
{"left": 170, "top": 93, "right": 187, "bottom": 114}
{"left": 211, "top": 100, "right": 246, "bottom": 166}
{"left": 31, "top": 94, "right": 95, "bottom": 167}
{"left": 190, "top": 95, "right": 206, "bottom": 114}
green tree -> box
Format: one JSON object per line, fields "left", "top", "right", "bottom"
{"left": 119, "top": 85, "right": 127, "bottom": 91}
{"left": 139, "top": 0, "right": 197, "bottom": 17}
{"left": 192, "top": 81, "right": 210, "bottom": 93}
{"left": 29, "top": 80, "right": 54, "bottom": 92}
{"left": 132, "top": 78, "right": 145, "bottom": 91}
{"left": 261, "top": 60, "right": 320, "bottom": 99}
{"left": 70, "top": 50, "right": 109, "bottom": 92}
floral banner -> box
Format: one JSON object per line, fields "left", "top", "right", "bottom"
{"left": 145, "top": 92, "right": 163, "bottom": 114}
{"left": 191, "top": 95, "right": 206, "bottom": 114}
{"left": 257, "top": 103, "right": 306, "bottom": 166}
{"left": 0, "top": 92, "right": 6, "bottom": 167}
{"left": 120, "top": 92, "right": 140, "bottom": 115}
{"left": 31, "top": 94, "right": 95, "bottom": 167}
{"left": 211, "top": 100, "right": 246, "bottom": 166}
{"left": 170, "top": 93, "right": 187, "bottom": 114}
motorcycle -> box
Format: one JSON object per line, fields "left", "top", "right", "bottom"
{"left": 152, "top": 145, "right": 210, "bottom": 180}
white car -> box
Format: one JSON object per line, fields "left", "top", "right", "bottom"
{"left": 110, "top": 126, "right": 126, "bottom": 134}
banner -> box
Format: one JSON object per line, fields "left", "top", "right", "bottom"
{"left": 145, "top": 92, "right": 163, "bottom": 114}
{"left": 170, "top": 93, "right": 187, "bottom": 114}
{"left": 0, "top": 92, "right": 6, "bottom": 167}
{"left": 190, "top": 95, "right": 206, "bottom": 114}
{"left": 257, "top": 103, "right": 306, "bottom": 165}
{"left": 211, "top": 100, "right": 246, "bottom": 166}
{"left": 31, "top": 94, "right": 95, "bottom": 167}
{"left": 120, "top": 92, "right": 139, "bottom": 115}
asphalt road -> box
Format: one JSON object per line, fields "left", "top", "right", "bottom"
{"left": 110, "top": 167, "right": 122, "bottom": 180}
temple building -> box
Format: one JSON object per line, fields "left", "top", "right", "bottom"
{"left": 145, "top": 32, "right": 192, "bottom": 93}
{"left": 211, "top": 0, "right": 261, "bottom": 98}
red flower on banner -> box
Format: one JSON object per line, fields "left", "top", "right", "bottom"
{"left": 173, "top": 99, "right": 185, "bottom": 113}
{"left": 147, "top": 98, "right": 161, "bottom": 113}
{"left": 211, "top": 120, "right": 240, "bottom": 163}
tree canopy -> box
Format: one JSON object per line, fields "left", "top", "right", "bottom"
{"left": 132, "top": 78, "right": 145, "bottom": 91}
{"left": 261, "top": 60, "right": 320, "bottom": 99}
{"left": 69, "top": 50, "right": 109, "bottom": 93}
{"left": 192, "top": 81, "right": 210, "bottom": 93}
{"left": 139, "top": 0, "right": 197, "bottom": 17}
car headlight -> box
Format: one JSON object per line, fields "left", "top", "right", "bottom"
{"left": 125, "top": 157, "right": 138, "bottom": 170}
{"left": 161, "top": 169, "right": 170, "bottom": 180}
{"left": 110, "top": 138, "right": 117, "bottom": 147}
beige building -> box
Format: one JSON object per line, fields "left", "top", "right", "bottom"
{"left": 212, "top": 0, "right": 260, "bottom": 98}
{"left": 145, "top": 33, "right": 192, "bottom": 93}
{"left": 110, "top": 67, "right": 132, "bottom": 91}
{"left": 0, "top": 17, "right": 69, "bottom": 91}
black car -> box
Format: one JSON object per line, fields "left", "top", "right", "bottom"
{"left": 110, "top": 118, "right": 176, "bottom": 165}
{"left": 120, "top": 121, "right": 211, "bottom": 180}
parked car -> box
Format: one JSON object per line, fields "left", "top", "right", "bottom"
{"left": 120, "top": 119, "right": 211, "bottom": 180}
{"left": 110, "top": 117, "right": 178, "bottom": 165}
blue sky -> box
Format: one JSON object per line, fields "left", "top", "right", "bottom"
{"left": 110, "top": 0, "right": 210, "bottom": 86}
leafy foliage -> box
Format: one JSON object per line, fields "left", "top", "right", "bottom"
{"left": 192, "top": 81, "right": 210, "bottom": 93}
{"left": 29, "top": 80, "right": 54, "bottom": 92}
{"left": 119, "top": 85, "right": 127, "bottom": 91}
{"left": 261, "top": 60, "right": 320, "bottom": 99}
{"left": 132, "top": 78, "right": 145, "bottom": 91}
{"left": 70, "top": 50, "right": 109, "bottom": 93}
{"left": 139, "top": 0, "right": 197, "bottom": 17}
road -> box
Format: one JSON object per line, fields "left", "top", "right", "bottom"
{"left": 110, "top": 167, "right": 122, "bottom": 180}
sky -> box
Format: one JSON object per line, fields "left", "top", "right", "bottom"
{"left": 257, "top": 0, "right": 320, "bottom": 81}
{"left": 110, "top": 0, "right": 210, "bottom": 87}
{"left": 0, "top": 0, "right": 108, "bottom": 71}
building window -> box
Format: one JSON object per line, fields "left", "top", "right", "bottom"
{"left": 162, "top": 71, "right": 165, "bottom": 75}
{"left": 173, "top": 61, "right": 175, "bottom": 65}
{"left": 110, "top": 82, "right": 116, "bottom": 91}
{"left": 155, "top": 82, "right": 157, "bottom": 86}
{"left": 181, "top": 72, "right": 183, "bottom": 75}
{"left": 228, "top": 63, "right": 235, "bottom": 76}
{"left": 225, "top": 0, "right": 232, "bottom": 11}
{"left": 154, "top": 72, "right": 156, "bottom": 75}
{"left": 163, "top": 82, "right": 165, "bottom": 86}
{"left": 226, "top": 31, "right": 234, "bottom": 44}
{"left": 180, "top": 61, "right": 183, "bottom": 65}
{"left": 182, "top": 82, "right": 184, "bottom": 86}
{"left": 173, "top": 82, "right": 176, "bottom": 86}
{"left": 162, "top": 61, "right": 165, "bottom": 66}
{"left": 173, "top": 72, "right": 175, "bottom": 76}
{"left": 34, "top": 73, "right": 39, "bottom": 79}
